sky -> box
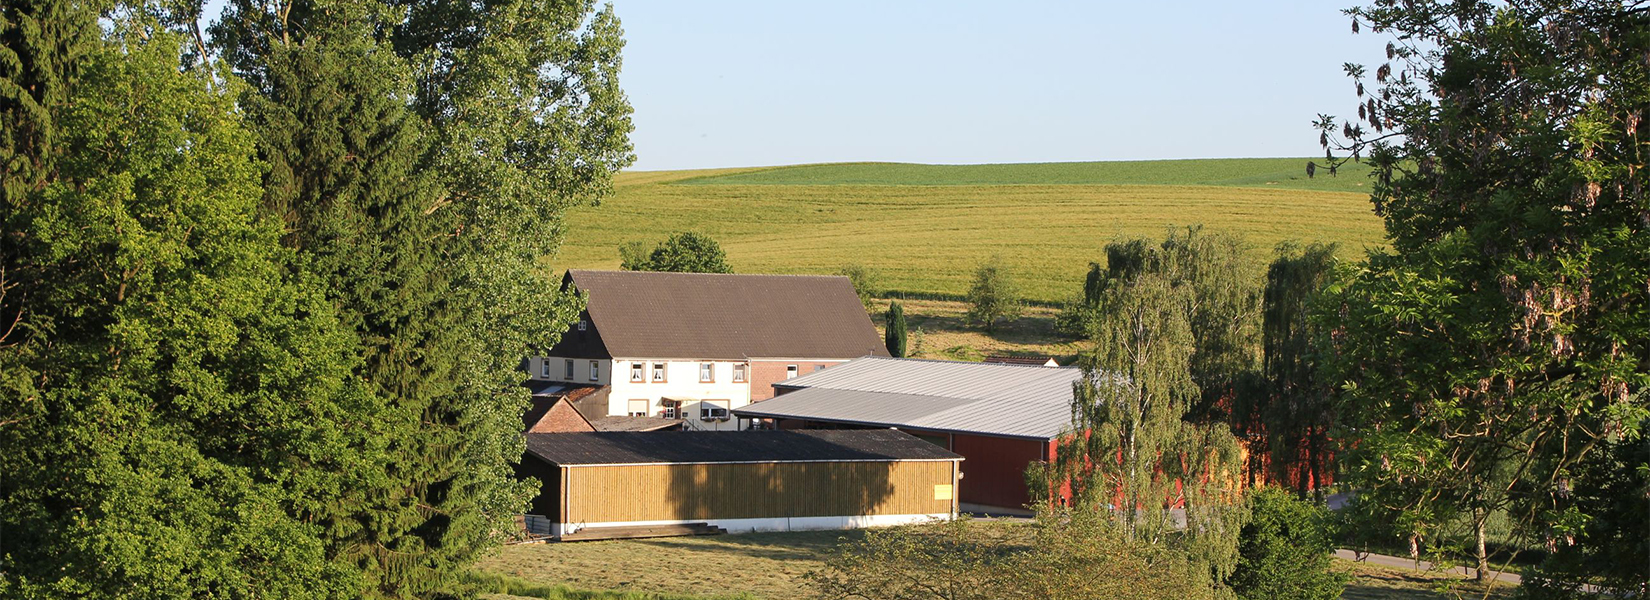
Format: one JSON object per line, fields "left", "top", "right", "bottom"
{"left": 610, "top": 0, "right": 1388, "bottom": 171}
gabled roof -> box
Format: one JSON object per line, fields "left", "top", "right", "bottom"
{"left": 735, "top": 357, "right": 1084, "bottom": 440}
{"left": 523, "top": 429, "right": 962, "bottom": 466}
{"left": 984, "top": 355, "right": 1060, "bottom": 367}
{"left": 547, "top": 270, "right": 888, "bottom": 360}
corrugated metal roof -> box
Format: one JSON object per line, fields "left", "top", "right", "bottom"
{"left": 524, "top": 429, "right": 962, "bottom": 466}
{"left": 736, "top": 357, "right": 1084, "bottom": 440}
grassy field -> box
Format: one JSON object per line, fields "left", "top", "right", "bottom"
{"left": 552, "top": 159, "right": 1386, "bottom": 304}
{"left": 475, "top": 528, "right": 1514, "bottom": 600}
{"left": 679, "top": 158, "right": 1377, "bottom": 193}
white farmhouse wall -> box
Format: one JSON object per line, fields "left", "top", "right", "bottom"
{"left": 607, "top": 359, "right": 753, "bottom": 431}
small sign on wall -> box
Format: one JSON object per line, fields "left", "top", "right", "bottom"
{"left": 933, "top": 484, "right": 953, "bottom": 501}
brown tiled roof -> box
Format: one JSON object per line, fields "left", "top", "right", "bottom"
{"left": 523, "top": 429, "right": 962, "bottom": 466}
{"left": 547, "top": 270, "right": 888, "bottom": 360}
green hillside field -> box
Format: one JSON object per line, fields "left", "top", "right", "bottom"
{"left": 550, "top": 159, "right": 1388, "bottom": 304}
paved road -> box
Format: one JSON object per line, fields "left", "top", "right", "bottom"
{"left": 1335, "top": 549, "right": 1523, "bottom": 586}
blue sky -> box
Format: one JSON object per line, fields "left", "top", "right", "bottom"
{"left": 611, "top": 1, "right": 1385, "bottom": 171}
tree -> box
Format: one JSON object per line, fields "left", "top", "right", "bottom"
{"left": 618, "top": 239, "right": 652, "bottom": 270}
{"left": 0, "top": 15, "right": 379, "bottom": 597}
{"left": 1233, "top": 242, "right": 1340, "bottom": 493}
{"left": 838, "top": 264, "right": 879, "bottom": 310}
{"left": 965, "top": 259, "right": 1020, "bottom": 332}
{"left": 885, "top": 300, "right": 908, "bottom": 358}
{"left": 622, "top": 232, "right": 731, "bottom": 273}
{"left": 211, "top": 0, "right": 632, "bottom": 594}
{"left": 1314, "top": 0, "right": 1649, "bottom": 586}
{"left": 1228, "top": 488, "right": 1347, "bottom": 600}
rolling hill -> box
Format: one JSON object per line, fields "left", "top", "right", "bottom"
{"left": 550, "top": 159, "right": 1387, "bottom": 304}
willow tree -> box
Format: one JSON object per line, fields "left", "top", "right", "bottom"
{"left": 1315, "top": 0, "right": 1648, "bottom": 587}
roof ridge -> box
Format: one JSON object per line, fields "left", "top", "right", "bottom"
{"left": 860, "top": 356, "right": 1079, "bottom": 370}
{"left": 568, "top": 269, "right": 850, "bottom": 280}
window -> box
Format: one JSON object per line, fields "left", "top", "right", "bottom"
{"left": 564, "top": 359, "right": 574, "bottom": 380}
{"left": 661, "top": 400, "right": 679, "bottom": 419}
{"left": 588, "top": 360, "right": 599, "bottom": 382}
{"left": 630, "top": 362, "right": 644, "bottom": 383}
{"left": 700, "top": 400, "right": 730, "bottom": 421}
{"left": 651, "top": 362, "right": 666, "bottom": 383}
{"left": 699, "top": 363, "right": 714, "bottom": 383}
{"left": 577, "top": 320, "right": 587, "bottom": 331}
{"left": 627, "top": 399, "right": 648, "bottom": 417}
{"left": 813, "top": 364, "right": 825, "bottom": 373}
{"left": 732, "top": 363, "right": 746, "bottom": 383}
{"left": 540, "top": 359, "right": 551, "bottom": 378}
{"left": 785, "top": 365, "right": 798, "bottom": 379}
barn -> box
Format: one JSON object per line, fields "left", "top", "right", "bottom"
{"left": 733, "top": 357, "right": 1082, "bottom": 513}
{"left": 518, "top": 429, "right": 963, "bottom": 540}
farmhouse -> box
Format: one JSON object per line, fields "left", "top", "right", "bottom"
{"left": 527, "top": 270, "right": 886, "bottom": 431}
{"left": 518, "top": 429, "right": 962, "bottom": 539}
{"left": 734, "top": 357, "right": 1082, "bottom": 512}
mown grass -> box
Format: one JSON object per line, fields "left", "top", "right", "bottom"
{"left": 475, "top": 528, "right": 1513, "bottom": 600}
{"left": 676, "top": 158, "right": 1377, "bottom": 193}
{"left": 555, "top": 160, "right": 1386, "bottom": 304}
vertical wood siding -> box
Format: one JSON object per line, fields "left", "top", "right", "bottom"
{"left": 565, "top": 461, "right": 956, "bottom": 523}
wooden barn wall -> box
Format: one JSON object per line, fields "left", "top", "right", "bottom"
{"left": 565, "top": 461, "right": 955, "bottom": 523}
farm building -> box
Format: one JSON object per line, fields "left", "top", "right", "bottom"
{"left": 519, "top": 429, "right": 962, "bottom": 539}
{"left": 525, "top": 270, "right": 887, "bottom": 431}
{"left": 733, "top": 357, "right": 1082, "bottom": 513}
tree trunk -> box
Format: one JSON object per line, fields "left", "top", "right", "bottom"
{"left": 1474, "top": 510, "right": 1488, "bottom": 582}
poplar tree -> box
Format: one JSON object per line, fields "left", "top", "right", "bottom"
{"left": 885, "top": 300, "right": 908, "bottom": 358}
{"left": 1316, "top": 0, "right": 1648, "bottom": 587}
{"left": 0, "top": 12, "right": 378, "bottom": 597}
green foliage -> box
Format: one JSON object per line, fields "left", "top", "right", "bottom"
{"left": 838, "top": 263, "right": 879, "bottom": 309}
{"left": 1229, "top": 488, "right": 1347, "bottom": 600}
{"left": 0, "top": 16, "right": 379, "bottom": 597}
{"left": 964, "top": 259, "right": 1020, "bottom": 332}
{"left": 1316, "top": 0, "right": 1649, "bottom": 586}
{"left": 619, "top": 239, "right": 653, "bottom": 270}
{"left": 1233, "top": 242, "right": 1340, "bottom": 492}
{"left": 622, "top": 232, "right": 731, "bottom": 273}
{"left": 885, "top": 300, "right": 908, "bottom": 358}
{"left": 0, "top": 0, "right": 101, "bottom": 201}
{"left": 806, "top": 514, "right": 1224, "bottom": 600}
{"left": 1042, "top": 226, "right": 1251, "bottom": 588}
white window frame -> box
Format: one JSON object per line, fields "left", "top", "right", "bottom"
{"left": 662, "top": 400, "right": 679, "bottom": 420}
{"left": 786, "top": 365, "right": 798, "bottom": 379}
{"left": 732, "top": 363, "right": 746, "bottom": 383}
{"left": 699, "top": 362, "right": 714, "bottom": 383}
{"left": 700, "top": 400, "right": 730, "bottom": 422}
{"left": 588, "top": 360, "right": 599, "bottom": 382}
{"left": 541, "top": 359, "right": 551, "bottom": 378}
{"left": 630, "top": 362, "right": 644, "bottom": 383}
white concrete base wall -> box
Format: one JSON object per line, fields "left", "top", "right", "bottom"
{"left": 557, "top": 512, "right": 952, "bottom": 537}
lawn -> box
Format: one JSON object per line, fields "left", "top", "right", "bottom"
{"left": 475, "top": 528, "right": 1516, "bottom": 600}
{"left": 550, "top": 158, "right": 1387, "bottom": 304}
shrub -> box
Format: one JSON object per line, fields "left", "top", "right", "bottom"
{"left": 838, "top": 264, "right": 880, "bottom": 309}
{"left": 1228, "top": 487, "right": 1347, "bottom": 600}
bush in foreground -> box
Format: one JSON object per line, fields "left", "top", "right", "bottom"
{"left": 1228, "top": 488, "right": 1346, "bottom": 600}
